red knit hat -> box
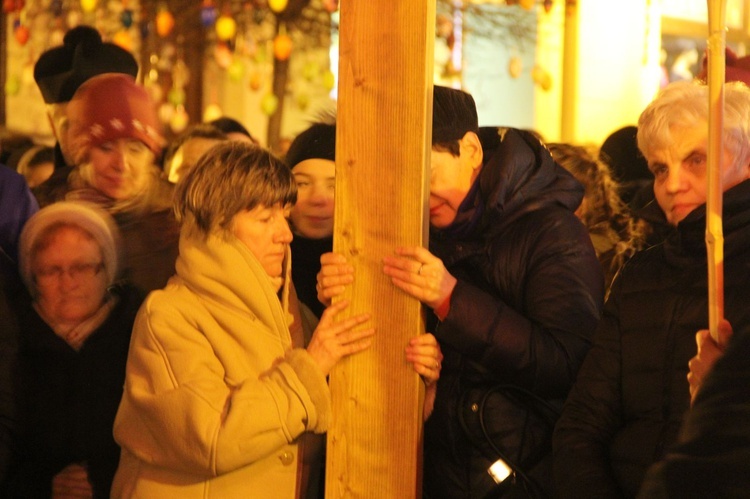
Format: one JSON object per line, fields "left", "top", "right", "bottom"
{"left": 67, "top": 73, "right": 164, "bottom": 163}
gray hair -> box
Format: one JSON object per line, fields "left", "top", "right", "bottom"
{"left": 174, "top": 141, "right": 297, "bottom": 237}
{"left": 637, "top": 80, "right": 750, "bottom": 172}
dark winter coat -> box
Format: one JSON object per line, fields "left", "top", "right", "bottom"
{"left": 2, "top": 284, "right": 144, "bottom": 499}
{"left": 423, "top": 128, "right": 604, "bottom": 499}
{"left": 290, "top": 234, "right": 332, "bottom": 318}
{"left": 553, "top": 179, "right": 750, "bottom": 499}
{"left": 637, "top": 308, "right": 750, "bottom": 499}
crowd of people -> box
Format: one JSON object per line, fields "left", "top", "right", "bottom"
{"left": 0, "top": 23, "right": 748, "bottom": 499}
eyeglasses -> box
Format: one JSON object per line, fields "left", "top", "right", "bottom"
{"left": 35, "top": 262, "right": 104, "bottom": 283}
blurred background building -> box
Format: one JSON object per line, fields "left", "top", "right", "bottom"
{"left": 0, "top": 0, "right": 745, "bottom": 154}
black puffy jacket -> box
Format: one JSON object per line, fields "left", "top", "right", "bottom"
{"left": 553, "top": 179, "right": 750, "bottom": 499}
{"left": 423, "top": 128, "right": 604, "bottom": 499}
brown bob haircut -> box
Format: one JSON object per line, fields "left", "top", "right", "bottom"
{"left": 174, "top": 142, "right": 297, "bottom": 237}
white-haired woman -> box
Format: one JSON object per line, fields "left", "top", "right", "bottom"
{"left": 554, "top": 80, "right": 750, "bottom": 498}
{"left": 4, "top": 201, "right": 144, "bottom": 498}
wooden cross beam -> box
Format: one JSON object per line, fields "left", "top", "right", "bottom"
{"left": 326, "top": 2, "right": 435, "bottom": 498}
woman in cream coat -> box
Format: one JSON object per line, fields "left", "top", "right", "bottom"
{"left": 112, "top": 143, "right": 441, "bottom": 498}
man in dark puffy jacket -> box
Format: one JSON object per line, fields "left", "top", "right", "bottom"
{"left": 319, "top": 86, "right": 604, "bottom": 498}
{"left": 553, "top": 80, "right": 750, "bottom": 499}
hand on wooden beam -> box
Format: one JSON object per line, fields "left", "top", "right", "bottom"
{"left": 405, "top": 333, "right": 443, "bottom": 387}
{"left": 315, "top": 252, "right": 354, "bottom": 308}
{"left": 306, "top": 299, "right": 374, "bottom": 376}
{"left": 382, "top": 246, "right": 458, "bottom": 310}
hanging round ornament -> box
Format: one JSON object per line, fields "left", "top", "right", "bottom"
{"left": 323, "top": 0, "right": 338, "bottom": 13}
{"left": 202, "top": 104, "right": 223, "bottom": 123}
{"left": 145, "top": 81, "right": 164, "bottom": 103}
{"left": 543, "top": 0, "right": 553, "bottom": 12}
{"left": 201, "top": 0, "right": 217, "bottom": 27}
{"left": 112, "top": 30, "right": 132, "bottom": 51}
{"left": 532, "top": 65, "right": 552, "bottom": 91}
{"left": 21, "top": 65, "right": 34, "bottom": 85}
{"left": 170, "top": 106, "right": 189, "bottom": 134}
{"left": 215, "top": 15, "right": 236, "bottom": 41}
{"left": 228, "top": 59, "right": 245, "bottom": 82}
{"left": 261, "top": 93, "right": 279, "bottom": 116}
{"left": 322, "top": 70, "right": 335, "bottom": 92}
{"left": 167, "top": 87, "right": 186, "bottom": 107}
{"left": 268, "top": 0, "right": 287, "bottom": 13}
{"left": 156, "top": 7, "right": 175, "bottom": 37}
{"left": 296, "top": 92, "right": 310, "bottom": 111}
{"left": 158, "top": 102, "right": 175, "bottom": 123}
{"left": 4, "top": 75, "right": 20, "bottom": 96}
{"left": 120, "top": 9, "right": 133, "bottom": 28}
{"left": 273, "top": 34, "right": 292, "bottom": 61}
{"left": 2, "top": 0, "right": 19, "bottom": 14}
{"left": 50, "top": 0, "right": 63, "bottom": 15}
{"left": 302, "top": 61, "right": 318, "bottom": 82}
{"left": 50, "top": 28, "right": 65, "bottom": 46}
{"left": 214, "top": 43, "right": 233, "bottom": 69}
{"left": 67, "top": 9, "right": 82, "bottom": 28}
{"left": 508, "top": 56, "right": 522, "bottom": 79}
{"left": 248, "top": 71, "right": 262, "bottom": 92}
{"left": 80, "top": 0, "right": 97, "bottom": 12}
{"left": 14, "top": 24, "right": 29, "bottom": 45}
{"left": 519, "top": 0, "right": 535, "bottom": 10}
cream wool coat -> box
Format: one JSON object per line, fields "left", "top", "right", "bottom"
{"left": 111, "top": 229, "right": 330, "bottom": 498}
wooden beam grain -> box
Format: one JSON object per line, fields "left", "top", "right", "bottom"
{"left": 326, "top": 2, "right": 435, "bottom": 498}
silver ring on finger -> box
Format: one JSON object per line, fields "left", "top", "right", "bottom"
{"left": 418, "top": 264, "right": 424, "bottom": 276}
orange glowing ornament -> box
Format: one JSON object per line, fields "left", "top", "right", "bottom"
{"left": 156, "top": 8, "right": 175, "bottom": 37}
{"left": 14, "top": 24, "right": 29, "bottom": 45}
{"left": 248, "top": 71, "right": 262, "bottom": 91}
{"left": 273, "top": 34, "right": 292, "bottom": 61}
{"left": 112, "top": 30, "right": 132, "bottom": 51}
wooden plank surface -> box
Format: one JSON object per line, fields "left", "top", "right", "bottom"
{"left": 326, "top": 1, "right": 435, "bottom": 498}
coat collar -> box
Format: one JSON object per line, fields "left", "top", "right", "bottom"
{"left": 174, "top": 228, "right": 293, "bottom": 342}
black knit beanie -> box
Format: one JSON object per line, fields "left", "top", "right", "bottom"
{"left": 285, "top": 123, "right": 336, "bottom": 169}
{"left": 432, "top": 85, "right": 479, "bottom": 144}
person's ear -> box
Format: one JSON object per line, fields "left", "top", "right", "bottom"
{"left": 460, "top": 131, "right": 483, "bottom": 168}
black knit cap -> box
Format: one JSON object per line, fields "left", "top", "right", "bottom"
{"left": 599, "top": 125, "right": 651, "bottom": 183}
{"left": 432, "top": 85, "right": 479, "bottom": 144}
{"left": 33, "top": 26, "right": 138, "bottom": 104}
{"left": 285, "top": 123, "right": 336, "bottom": 169}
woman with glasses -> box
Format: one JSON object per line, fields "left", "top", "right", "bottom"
{"left": 3, "top": 201, "right": 144, "bottom": 498}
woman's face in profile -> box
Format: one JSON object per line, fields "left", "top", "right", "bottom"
{"left": 85, "top": 138, "right": 155, "bottom": 200}
{"left": 32, "top": 225, "right": 108, "bottom": 326}
{"left": 232, "top": 203, "right": 293, "bottom": 288}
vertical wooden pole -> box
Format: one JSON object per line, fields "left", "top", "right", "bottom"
{"left": 326, "top": 2, "right": 435, "bottom": 498}
{"left": 706, "top": 0, "right": 726, "bottom": 342}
